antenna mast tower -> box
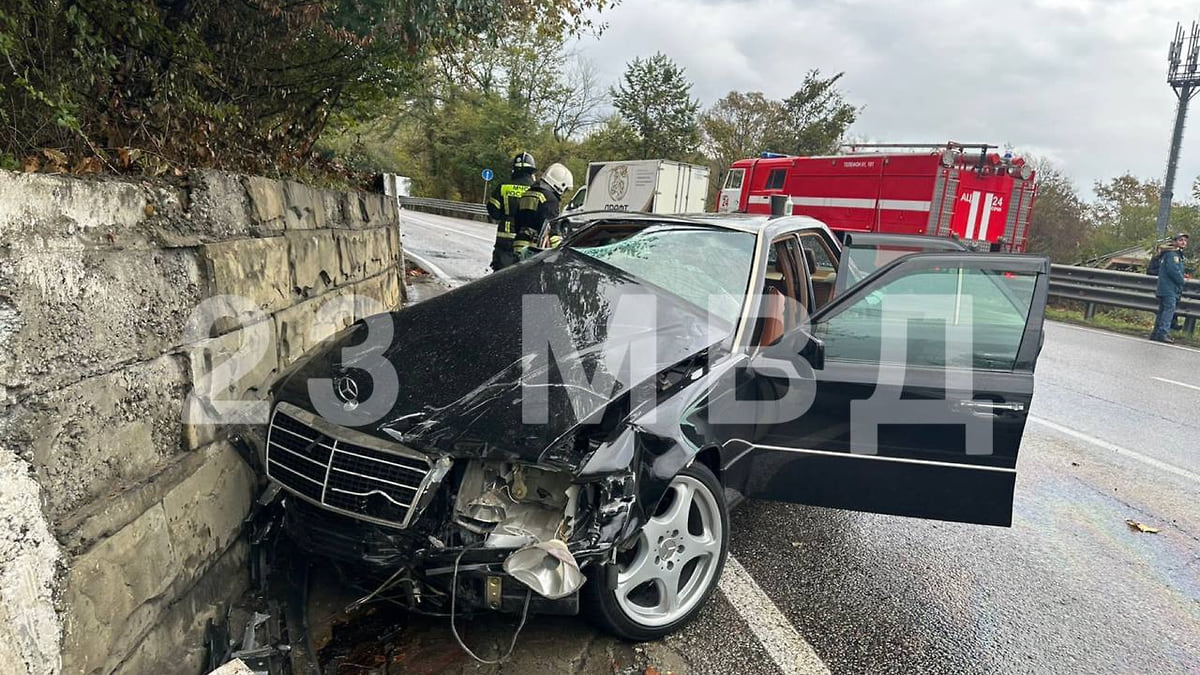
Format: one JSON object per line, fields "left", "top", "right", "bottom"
{"left": 1157, "top": 21, "right": 1200, "bottom": 237}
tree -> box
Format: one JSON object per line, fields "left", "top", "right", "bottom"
{"left": 1086, "top": 174, "right": 1162, "bottom": 256}
{"left": 700, "top": 72, "right": 857, "bottom": 172}
{"left": 0, "top": 0, "right": 613, "bottom": 173}
{"left": 320, "top": 9, "right": 618, "bottom": 197}
{"left": 1077, "top": 173, "right": 1200, "bottom": 259}
{"left": 433, "top": 28, "right": 572, "bottom": 127}
{"left": 1026, "top": 161, "right": 1089, "bottom": 263}
{"left": 545, "top": 54, "right": 607, "bottom": 141}
{"left": 700, "top": 91, "right": 782, "bottom": 168}
{"left": 766, "top": 70, "right": 859, "bottom": 156}
{"left": 579, "top": 115, "right": 642, "bottom": 162}
{"left": 611, "top": 53, "right": 701, "bottom": 159}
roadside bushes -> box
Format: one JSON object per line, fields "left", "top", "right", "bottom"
{"left": 0, "top": 0, "right": 610, "bottom": 177}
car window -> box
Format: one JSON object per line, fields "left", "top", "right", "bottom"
{"left": 799, "top": 233, "right": 839, "bottom": 310}
{"left": 724, "top": 169, "right": 745, "bottom": 190}
{"left": 755, "top": 236, "right": 808, "bottom": 347}
{"left": 765, "top": 168, "right": 787, "bottom": 190}
{"left": 799, "top": 234, "right": 838, "bottom": 275}
{"left": 567, "top": 187, "right": 586, "bottom": 210}
{"left": 571, "top": 225, "right": 756, "bottom": 325}
{"left": 818, "top": 265, "right": 1036, "bottom": 370}
{"left": 839, "top": 244, "right": 946, "bottom": 291}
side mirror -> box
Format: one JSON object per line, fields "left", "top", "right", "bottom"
{"left": 799, "top": 335, "right": 825, "bottom": 370}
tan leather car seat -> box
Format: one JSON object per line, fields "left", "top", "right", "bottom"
{"left": 758, "top": 286, "right": 786, "bottom": 347}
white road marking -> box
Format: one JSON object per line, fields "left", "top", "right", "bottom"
{"left": 403, "top": 211, "right": 494, "bottom": 243}
{"left": 1151, "top": 376, "right": 1200, "bottom": 393}
{"left": 1029, "top": 416, "right": 1200, "bottom": 484}
{"left": 719, "top": 556, "right": 830, "bottom": 675}
{"left": 1049, "top": 321, "right": 1200, "bottom": 354}
{"left": 402, "top": 249, "right": 453, "bottom": 283}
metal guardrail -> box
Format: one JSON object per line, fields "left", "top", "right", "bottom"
{"left": 1049, "top": 264, "right": 1200, "bottom": 333}
{"left": 399, "top": 196, "right": 489, "bottom": 222}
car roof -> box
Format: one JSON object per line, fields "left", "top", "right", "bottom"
{"left": 559, "top": 210, "right": 835, "bottom": 240}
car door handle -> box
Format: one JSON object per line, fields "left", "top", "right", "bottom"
{"left": 957, "top": 400, "right": 1025, "bottom": 414}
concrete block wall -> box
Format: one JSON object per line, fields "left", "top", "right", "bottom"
{"left": 0, "top": 169, "right": 406, "bottom": 675}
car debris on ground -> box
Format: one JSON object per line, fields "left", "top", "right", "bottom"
{"left": 1125, "top": 519, "right": 1161, "bottom": 534}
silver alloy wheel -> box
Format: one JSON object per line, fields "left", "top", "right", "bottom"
{"left": 614, "top": 473, "right": 724, "bottom": 627}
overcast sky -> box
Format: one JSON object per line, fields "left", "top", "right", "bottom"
{"left": 571, "top": 0, "right": 1200, "bottom": 199}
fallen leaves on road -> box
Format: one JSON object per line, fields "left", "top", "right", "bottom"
{"left": 1125, "top": 519, "right": 1160, "bottom": 534}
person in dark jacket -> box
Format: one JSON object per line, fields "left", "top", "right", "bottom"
{"left": 511, "top": 163, "right": 574, "bottom": 260}
{"left": 1150, "top": 232, "right": 1189, "bottom": 343}
{"left": 487, "top": 152, "right": 537, "bottom": 271}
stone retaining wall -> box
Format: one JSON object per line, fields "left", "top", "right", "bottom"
{"left": 0, "top": 170, "right": 405, "bottom": 675}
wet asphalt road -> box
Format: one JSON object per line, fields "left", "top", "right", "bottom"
{"left": 383, "top": 210, "right": 1200, "bottom": 674}
{"left": 399, "top": 210, "right": 496, "bottom": 284}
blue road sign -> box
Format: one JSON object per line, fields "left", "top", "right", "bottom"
{"left": 482, "top": 168, "right": 494, "bottom": 181}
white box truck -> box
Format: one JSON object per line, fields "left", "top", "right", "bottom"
{"left": 564, "top": 160, "right": 710, "bottom": 214}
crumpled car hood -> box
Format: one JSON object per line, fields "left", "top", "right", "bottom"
{"left": 274, "top": 249, "right": 733, "bottom": 467}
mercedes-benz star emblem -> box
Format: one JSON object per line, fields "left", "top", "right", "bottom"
{"left": 333, "top": 375, "right": 360, "bottom": 410}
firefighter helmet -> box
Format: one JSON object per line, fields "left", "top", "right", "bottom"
{"left": 512, "top": 152, "right": 537, "bottom": 173}
{"left": 543, "top": 163, "right": 574, "bottom": 197}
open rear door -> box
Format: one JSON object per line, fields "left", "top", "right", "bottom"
{"left": 735, "top": 252, "right": 1048, "bottom": 526}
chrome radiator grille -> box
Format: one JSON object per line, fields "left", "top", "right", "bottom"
{"left": 266, "top": 403, "right": 434, "bottom": 529}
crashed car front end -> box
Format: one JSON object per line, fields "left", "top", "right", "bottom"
{"left": 264, "top": 398, "right": 641, "bottom": 614}
{"left": 258, "top": 247, "right": 734, "bottom": 617}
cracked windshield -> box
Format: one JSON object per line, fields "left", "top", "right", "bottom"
{"left": 572, "top": 226, "right": 756, "bottom": 325}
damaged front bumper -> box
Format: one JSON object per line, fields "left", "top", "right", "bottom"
{"left": 263, "top": 402, "right": 636, "bottom": 615}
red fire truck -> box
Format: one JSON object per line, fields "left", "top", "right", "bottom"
{"left": 717, "top": 143, "right": 1037, "bottom": 251}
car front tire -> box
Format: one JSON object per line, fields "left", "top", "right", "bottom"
{"left": 585, "top": 463, "right": 729, "bottom": 641}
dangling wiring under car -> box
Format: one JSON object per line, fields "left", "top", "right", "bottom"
{"left": 345, "top": 566, "right": 411, "bottom": 613}
{"left": 450, "top": 548, "right": 533, "bottom": 664}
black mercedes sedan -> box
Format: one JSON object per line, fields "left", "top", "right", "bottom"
{"left": 261, "top": 212, "right": 1048, "bottom": 641}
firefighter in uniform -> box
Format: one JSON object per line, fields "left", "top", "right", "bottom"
{"left": 512, "top": 163, "right": 574, "bottom": 260}
{"left": 487, "top": 152, "right": 538, "bottom": 271}
{"left": 1151, "top": 232, "right": 1189, "bottom": 343}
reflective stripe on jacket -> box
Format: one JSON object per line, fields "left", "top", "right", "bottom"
{"left": 512, "top": 182, "right": 561, "bottom": 250}
{"left": 487, "top": 173, "right": 536, "bottom": 250}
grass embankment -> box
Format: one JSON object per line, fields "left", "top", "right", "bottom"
{"left": 1045, "top": 304, "right": 1200, "bottom": 348}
